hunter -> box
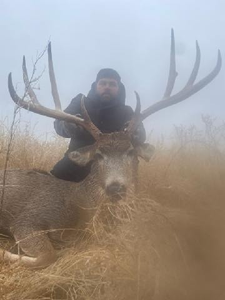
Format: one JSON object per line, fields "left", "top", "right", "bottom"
{"left": 51, "top": 68, "right": 146, "bottom": 181}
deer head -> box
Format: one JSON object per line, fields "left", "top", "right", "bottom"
{"left": 8, "top": 30, "right": 222, "bottom": 201}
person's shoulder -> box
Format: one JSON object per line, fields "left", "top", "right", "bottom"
{"left": 64, "top": 93, "right": 86, "bottom": 113}
{"left": 123, "top": 104, "right": 134, "bottom": 115}
{"left": 70, "top": 93, "right": 84, "bottom": 104}
{"left": 113, "top": 104, "right": 134, "bottom": 122}
{"left": 69, "top": 93, "right": 87, "bottom": 109}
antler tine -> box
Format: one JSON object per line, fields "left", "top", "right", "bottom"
{"left": 48, "top": 42, "right": 62, "bottom": 110}
{"left": 184, "top": 41, "right": 201, "bottom": 87}
{"left": 22, "top": 56, "right": 40, "bottom": 104}
{"left": 8, "top": 73, "right": 23, "bottom": 105}
{"left": 8, "top": 72, "right": 82, "bottom": 122}
{"left": 163, "top": 28, "right": 178, "bottom": 98}
{"left": 80, "top": 95, "right": 102, "bottom": 140}
{"left": 8, "top": 54, "right": 102, "bottom": 141}
{"left": 141, "top": 35, "right": 222, "bottom": 121}
{"left": 134, "top": 91, "right": 141, "bottom": 114}
{"left": 125, "top": 91, "right": 142, "bottom": 135}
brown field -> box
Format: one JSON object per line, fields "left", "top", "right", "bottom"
{"left": 0, "top": 116, "right": 225, "bottom": 300}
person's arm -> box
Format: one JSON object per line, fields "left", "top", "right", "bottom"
{"left": 54, "top": 94, "right": 83, "bottom": 138}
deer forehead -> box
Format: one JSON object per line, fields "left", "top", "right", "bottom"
{"left": 97, "top": 139, "right": 133, "bottom": 155}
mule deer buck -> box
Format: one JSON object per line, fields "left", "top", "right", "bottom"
{"left": 0, "top": 30, "right": 222, "bottom": 268}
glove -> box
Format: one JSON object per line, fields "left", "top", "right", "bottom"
{"left": 131, "top": 124, "right": 146, "bottom": 145}
{"left": 63, "top": 120, "right": 84, "bottom": 138}
{"left": 54, "top": 114, "right": 85, "bottom": 138}
{"left": 123, "top": 122, "right": 146, "bottom": 146}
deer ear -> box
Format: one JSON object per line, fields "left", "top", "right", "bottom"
{"left": 136, "top": 143, "right": 155, "bottom": 162}
{"left": 68, "top": 145, "right": 95, "bottom": 166}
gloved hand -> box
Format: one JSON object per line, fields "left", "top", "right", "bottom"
{"left": 123, "top": 122, "right": 146, "bottom": 146}
{"left": 60, "top": 114, "right": 83, "bottom": 138}
{"left": 63, "top": 120, "right": 84, "bottom": 138}
{"left": 54, "top": 114, "right": 86, "bottom": 138}
{"left": 131, "top": 123, "right": 146, "bottom": 146}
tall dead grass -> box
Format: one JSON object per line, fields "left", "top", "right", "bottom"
{"left": 0, "top": 118, "right": 68, "bottom": 170}
{"left": 0, "top": 116, "right": 225, "bottom": 300}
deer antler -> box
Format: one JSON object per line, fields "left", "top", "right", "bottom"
{"left": 127, "top": 29, "right": 222, "bottom": 134}
{"left": 8, "top": 43, "right": 102, "bottom": 141}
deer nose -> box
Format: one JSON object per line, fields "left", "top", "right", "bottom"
{"left": 106, "top": 182, "right": 127, "bottom": 200}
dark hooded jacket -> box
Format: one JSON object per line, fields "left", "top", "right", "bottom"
{"left": 51, "top": 82, "right": 146, "bottom": 181}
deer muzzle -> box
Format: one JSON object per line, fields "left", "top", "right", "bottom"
{"left": 106, "top": 181, "right": 127, "bottom": 202}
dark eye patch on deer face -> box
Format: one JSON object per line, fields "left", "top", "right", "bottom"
{"left": 126, "top": 148, "right": 137, "bottom": 158}
{"left": 93, "top": 151, "right": 104, "bottom": 161}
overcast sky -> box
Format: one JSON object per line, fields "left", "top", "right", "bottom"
{"left": 0, "top": 0, "right": 224, "bottom": 140}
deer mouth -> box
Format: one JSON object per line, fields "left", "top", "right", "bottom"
{"left": 109, "top": 192, "right": 126, "bottom": 203}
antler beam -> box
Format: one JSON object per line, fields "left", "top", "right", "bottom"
{"left": 8, "top": 43, "right": 102, "bottom": 141}
{"left": 141, "top": 29, "right": 222, "bottom": 120}
{"left": 127, "top": 29, "right": 222, "bottom": 135}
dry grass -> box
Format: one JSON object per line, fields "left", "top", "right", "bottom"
{"left": 0, "top": 118, "right": 68, "bottom": 170}
{"left": 0, "top": 116, "right": 225, "bottom": 300}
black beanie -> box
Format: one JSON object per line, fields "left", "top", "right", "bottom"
{"left": 96, "top": 68, "right": 121, "bottom": 83}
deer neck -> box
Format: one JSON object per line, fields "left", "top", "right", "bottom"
{"left": 69, "top": 172, "right": 105, "bottom": 209}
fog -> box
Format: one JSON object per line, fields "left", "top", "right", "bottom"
{"left": 0, "top": 0, "right": 224, "bottom": 140}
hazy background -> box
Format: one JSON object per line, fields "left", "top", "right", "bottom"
{"left": 0, "top": 0, "right": 224, "bottom": 140}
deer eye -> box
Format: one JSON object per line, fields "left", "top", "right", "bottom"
{"left": 127, "top": 149, "right": 136, "bottom": 157}
{"left": 94, "top": 152, "right": 104, "bottom": 161}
